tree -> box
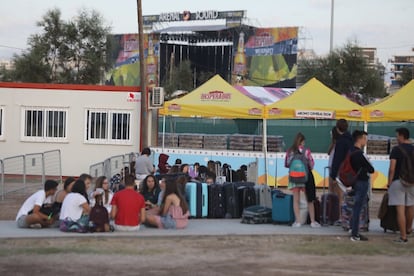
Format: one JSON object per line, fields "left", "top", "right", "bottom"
{"left": 4, "top": 8, "right": 110, "bottom": 84}
{"left": 398, "top": 66, "right": 413, "bottom": 87}
{"left": 298, "top": 42, "right": 386, "bottom": 104}
{"left": 162, "top": 60, "right": 194, "bottom": 99}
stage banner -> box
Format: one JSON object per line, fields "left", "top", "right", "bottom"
{"left": 232, "top": 27, "right": 298, "bottom": 88}
{"left": 105, "top": 33, "right": 159, "bottom": 87}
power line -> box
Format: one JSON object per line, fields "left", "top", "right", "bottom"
{"left": 0, "top": 44, "right": 25, "bottom": 51}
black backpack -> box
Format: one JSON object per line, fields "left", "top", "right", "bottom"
{"left": 399, "top": 145, "right": 414, "bottom": 187}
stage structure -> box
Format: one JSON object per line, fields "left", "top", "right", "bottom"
{"left": 105, "top": 10, "right": 298, "bottom": 89}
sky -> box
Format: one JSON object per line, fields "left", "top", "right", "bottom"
{"left": 0, "top": 0, "right": 413, "bottom": 65}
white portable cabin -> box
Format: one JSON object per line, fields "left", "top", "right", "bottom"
{"left": 0, "top": 82, "right": 141, "bottom": 176}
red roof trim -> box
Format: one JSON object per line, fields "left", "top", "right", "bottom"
{"left": 0, "top": 82, "right": 140, "bottom": 92}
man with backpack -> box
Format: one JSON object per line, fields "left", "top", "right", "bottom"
{"left": 348, "top": 130, "right": 374, "bottom": 242}
{"left": 388, "top": 127, "right": 414, "bottom": 244}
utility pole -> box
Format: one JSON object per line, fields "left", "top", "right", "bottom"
{"left": 137, "top": 0, "right": 148, "bottom": 149}
{"left": 329, "top": 0, "right": 335, "bottom": 53}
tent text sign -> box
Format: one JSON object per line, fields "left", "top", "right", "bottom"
{"left": 295, "top": 110, "right": 335, "bottom": 119}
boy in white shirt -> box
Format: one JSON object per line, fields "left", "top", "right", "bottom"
{"left": 16, "top": 180, "right": 59, "bottom": 228}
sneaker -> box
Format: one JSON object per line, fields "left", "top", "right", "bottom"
{"left": 333, "top": 220, "right": 342, "bottom": 226}
{"left": 292, "top": 222, "right": 301, "bottom": 228}
{"left": 393, "top": 237, "right": 408, "bottom": 244}
{"left": 350, "top": 235, "right": 360, "bottom": 242}
{"left": 350, "top": 234, "right": 368, "bottom": 242}
{"left": 310, "top": 221, "right": 321, "bottom": 228}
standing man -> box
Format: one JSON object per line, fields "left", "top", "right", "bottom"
{"left": 16, "top": 180, "right": 59, "bottom": 228}
{"left": 111, "top": 175, "right": 146, "bottom": 231}
{"left": 330, "top": 119, "right": 353, "bottom": 222}
{"left": 349, "top": 130, "right": 374, "bottom": 242}
{"left": 135, "top": 147, "right": 155, "bottom": 186}
{"left": 388, "top": 127, "right": 414, "bottom": 244}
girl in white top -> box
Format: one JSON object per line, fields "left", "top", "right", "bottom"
{"left": 59, "top": 180, "right": 90, "bottom": 221}
{"left": 90, "top": 176, "right": 113, "bottom": 213}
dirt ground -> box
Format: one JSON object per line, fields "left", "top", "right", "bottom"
{"left": 0, "top": 235, "right": 413, "bottom": 276}
{"left": 1, "top": 188, "right": 410, "bottom": 276}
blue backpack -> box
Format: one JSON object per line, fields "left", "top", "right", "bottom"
{"left": 288, "top": 150, "right": 309, "bottom": 184}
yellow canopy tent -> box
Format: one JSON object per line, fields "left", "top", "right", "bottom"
{"left": 365, "top": 80, "right": 414, "bottom": 122}
{"left": 160, "top": 75, "right": 270, "bottom": 183}
{"left": 265, "top": 78, "right": 364, "bottom": 121}
{"left": 160, "top": 74, "right": 265, "bottom": 119}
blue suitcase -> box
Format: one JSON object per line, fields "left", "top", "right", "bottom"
{"left": 186, "top": 182, "right": 208, "bottom": 218}
{"left": 272, "top": 190, "right": 294, "bottom": 224}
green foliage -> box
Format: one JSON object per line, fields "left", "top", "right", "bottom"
{"left": 162, "top": 60, "right": 194, "bottom": 98}
{"left": 3, "top": 8, "right": 110, "bottom": 84}
{"left": 298, "top": 42, "right": 386, "bottom": 104}
{"left": 197, "top": 70, "right": 215, "bottom": 86}
{"left": 398, "top": 66, "right": 413, "bottom": 87}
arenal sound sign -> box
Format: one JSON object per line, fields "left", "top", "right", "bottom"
{"left": 144, "top": 10, "right": 246, "bottom": 27}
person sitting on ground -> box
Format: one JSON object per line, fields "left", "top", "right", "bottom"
{"left": 167, "top": 164, "right": 180, "bottom": 174}
{"left": 188, "top": 162, "right": 199, "bottom": 179}
{"left": 140, "top": 175, "right": 161, "bottom": 210}
{"left": 205, "top": 177, "right": 215, "bottom": 185}
{"left": 92, "top": 176, "right": 113, "bottom": 214}
{"left": 55, "top": 177, "right": 76, "bottom": 208}
{"left": 79, "top": 173, "right": 93, "bottom": 191}
{"left": 146, "top": 179, "right": 190, "bottom": 229}
{"left": 157, "top": 178, "right": 166, "bottom": 207}
{"left": 16, "top": 180, "right": 59, "bottom": 228}
{"left": 180, "top": 163, "right": 192, "bottom": 181}
{"left": 59, "top": 180, "right": 90, "bottom": 232}
{"left": 176, "top": 175, "right": 188, "bottom": 196}
{"left": 89, "top": 189, "right": 110, "bottom": 232}
{"left": 110, "top": 175, "right": 146, "bottom": 231}
{"left": 158, "top": 153, "right": 171, "bottom": 174}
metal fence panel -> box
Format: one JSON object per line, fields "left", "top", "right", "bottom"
{"left": 89, "top": 162, "right": 105, "bottom": 179}
{"left": 44, "top": 150, "right": 62, "bottom": 184}
{"left": 0, "top": 150, "right": 62, "bottom": 200}
{"left": 2, "top": 155, "right": 26, "bottom": 198}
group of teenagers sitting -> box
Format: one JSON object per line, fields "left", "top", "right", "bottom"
{"left": 15, "top": 172, "right": 190, "bottom": 233}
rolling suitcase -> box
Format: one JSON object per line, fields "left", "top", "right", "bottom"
{"left": 341, "top": 194, "right": 369, "bottom": 232}
{"left": 254, "top": 184, "right": 272, "bottom": 208}
{"left": 321, "top": 167, "right": 340, "bottom": 225}
{"left": 224, "top": 182, "right": 240, "bottom": 218}
{"left": 238, "top": 185, "right": 256, "bottom": 215}
{"left": 185, "top": 182, "right": 208, "bottom": 218}
{"left": 241, "top": 205, "right": 272, "bottom": 224}
{"left": 271, "top": 189, "right": 294, "bottom": 224}
{"left": 378, "top": 192, "right": 398, "bottom": 232}
{"left": 208, "top": 184, "right": 226, "bottom": 218}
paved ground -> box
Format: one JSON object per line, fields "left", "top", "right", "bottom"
{"left": 0, "top": 218, "right": 399, "bottom": 239}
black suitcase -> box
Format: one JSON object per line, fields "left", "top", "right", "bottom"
{"left": 224, "top": 182, "right": 239, "bottom": 218}
{"left": 241, "top": 205, "right": 272, "bottom": 224}
{"left": 208, "top": 184, "right": 226, "bottom": 218}
{"left": 378, "top": 192, "right": 399, "bottom": 232}
{"left": 237, "top": 186, "right": 256, "bottom": 216}
{"left": 321, "top": 167, "right": 340, "bottom": 225}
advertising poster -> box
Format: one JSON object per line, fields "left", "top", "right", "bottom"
{"left": 232, "top": 27, "right": 298, "bottom": 88}
{"left": 106, "top": 33, "right": 159, "bottom": 87}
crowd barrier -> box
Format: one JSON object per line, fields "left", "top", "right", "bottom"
{"left": 89, "top": 152, "right": 139, "bottom": 180}
{"left": 0, "top": 150, "right": 62, "bottom": 200}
